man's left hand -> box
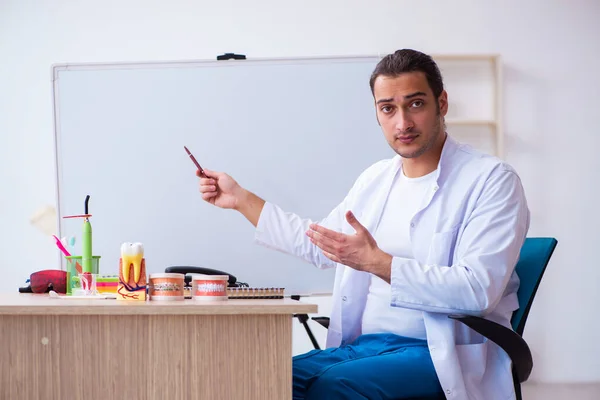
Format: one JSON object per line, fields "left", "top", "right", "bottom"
{"left": 306, "top": 210, "right": 393, "bottom": 281}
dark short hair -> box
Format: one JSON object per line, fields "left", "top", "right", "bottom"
{"left": 369, "top": 49, "right": 444, "bottom": 99}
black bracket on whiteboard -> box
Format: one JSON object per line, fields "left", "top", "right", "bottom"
{"left": 217, "top": 53, "right": 246, "bottom": 60}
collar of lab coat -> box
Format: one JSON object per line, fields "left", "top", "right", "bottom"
{"left": 392, "top": 132, "right": 459, "bottom": 187}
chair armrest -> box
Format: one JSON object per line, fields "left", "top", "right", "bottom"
{"left": 448, "top": 314, "right": 532, "bottom": 382}
{"left": 312, "top": 317, "right": 330, "bottom": 329}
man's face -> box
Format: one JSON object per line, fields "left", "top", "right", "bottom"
{"left": 373, "top": 72, "right": 448, "bottom": 159}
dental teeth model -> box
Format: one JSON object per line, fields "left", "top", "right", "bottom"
{"left": 121, "top": 242, "right": 144, "bottom": 284}
{"left": 117, "top": 242, "right": 147, "bottom": 301}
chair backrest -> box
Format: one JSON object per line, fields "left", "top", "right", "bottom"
{"left": 511, "top": 237, "right": 558, "bottom": 335}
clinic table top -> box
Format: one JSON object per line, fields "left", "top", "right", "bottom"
{"left": 0, "top": 293, "right": 317, "bottom": 315}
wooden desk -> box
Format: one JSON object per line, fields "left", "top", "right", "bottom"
{"left": 0, "top": 293, "right": 317, "bottom": 399}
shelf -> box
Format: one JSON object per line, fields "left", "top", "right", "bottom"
{"left": 446, "top": 119, "right": 496, "bottom": 127}
{"left": 432, "top": 54, "right": 500, "bottom": 62}
{"left": 430, "top": 54, "right": 502, "bottom": 157}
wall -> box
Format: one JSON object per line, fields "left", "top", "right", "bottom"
{"left": 1, "top": 0, "right": 599, "bottom": 383}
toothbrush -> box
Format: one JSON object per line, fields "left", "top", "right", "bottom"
{"left": 53, "top": 235, "right": 82, "bottom": 274}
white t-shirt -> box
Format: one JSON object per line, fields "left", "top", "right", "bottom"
{"left": 361, "top": 166, "right": 437, "bottom": 339}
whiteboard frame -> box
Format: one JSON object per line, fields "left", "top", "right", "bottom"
{"left": 50, "top": 54, "right": 386, "bottom": 273}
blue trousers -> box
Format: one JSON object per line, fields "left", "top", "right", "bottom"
{"left": 293, "top": 333, "right": 444, "bottom": 400}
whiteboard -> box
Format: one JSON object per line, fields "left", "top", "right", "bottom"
{"left": 52, "top": 55, "right": 392, "bottom": 294}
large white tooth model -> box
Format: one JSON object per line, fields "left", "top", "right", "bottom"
{"left": 120, "top": 242, "right": 144, "bottom": 284}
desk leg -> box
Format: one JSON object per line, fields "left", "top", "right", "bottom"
{"left": 0, "top": 314, "right": 292, "bottom": 400}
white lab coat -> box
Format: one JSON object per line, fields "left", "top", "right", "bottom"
{"left": 255, "top": 135, "right": 530, "bottom": 400}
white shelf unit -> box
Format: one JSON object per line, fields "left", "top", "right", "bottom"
{"left": 431, "top": 54, "right": 503, "bottom": 158}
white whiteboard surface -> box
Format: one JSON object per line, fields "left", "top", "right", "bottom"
{"left": 52, "top": 55, "right": 392, "bottom": 294}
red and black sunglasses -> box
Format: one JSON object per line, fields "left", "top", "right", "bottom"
{"left": 19, "top": 269, "right": 67, "bottom": 294}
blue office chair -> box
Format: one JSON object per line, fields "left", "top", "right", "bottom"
{"left": 295, "top": 237, "right": 558, "bottom": 400}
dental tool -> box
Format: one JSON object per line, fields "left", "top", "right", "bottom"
{"left": 63, "top": 195, "right": 93, "bottom": 274}
{"left": 184, "top": 146, "right": 208, "bottom": 177}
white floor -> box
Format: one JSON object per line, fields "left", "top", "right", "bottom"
{"left": 522, "top": 382, "right": 600, "bottom": 400}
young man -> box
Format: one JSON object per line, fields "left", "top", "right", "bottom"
{"left": 197, "top": 49, "right": 529, "bottom": 400}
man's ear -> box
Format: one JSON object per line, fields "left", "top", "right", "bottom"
{"left": 438, "top": 90, "right": 449, "bottom": 117}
